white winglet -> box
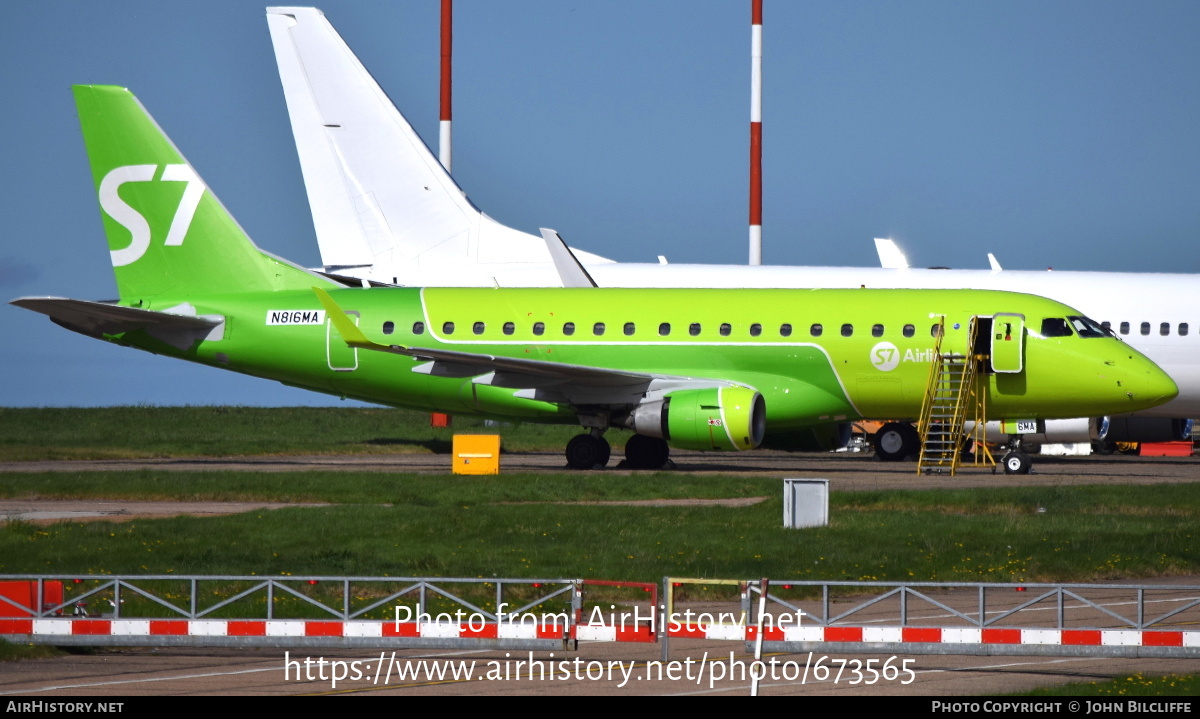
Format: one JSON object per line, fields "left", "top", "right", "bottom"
{"left": 873, "top": 238, "right": 909, "bottom": 269}
{"left": 540, "top": 229, "right": 598, "bottom": 288}
{"left": 988, "top": 253, "right": 1003, "bottom": 271}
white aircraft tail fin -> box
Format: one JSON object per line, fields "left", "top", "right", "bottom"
{"left": 266, "top": 7, "right": 607, "bottom": 282}
{"left": 988, "top": 253, "right": 1003, "bottom": 271}
{"left": 873, "top": 238, "right": 909, "bottom": 269}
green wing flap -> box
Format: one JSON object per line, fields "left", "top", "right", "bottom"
{"left": 12, "top": 296, "right": 223, "bottom": 351}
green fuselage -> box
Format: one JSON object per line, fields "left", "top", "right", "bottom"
{"left": 105, "top": 286, "right": 1175, "bottom": 437}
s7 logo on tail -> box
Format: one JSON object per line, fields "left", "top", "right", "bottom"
{"left": 100, "top": 164, "right": 204, "bottom": 267}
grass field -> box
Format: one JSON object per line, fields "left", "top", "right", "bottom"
{"left": 1020, "top": 673, "right": 1200, "bottom": 696}
{"left": 2, "top": 407, "right": 1197, "bottom": 692}
{"left": 2, "top": 473, "right": 1197, "bottom": 585}
{"left": 0, "top": 406, "right": 620, "bottom": 461}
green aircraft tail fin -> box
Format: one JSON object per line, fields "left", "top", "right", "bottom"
{"left": 72, "top": 85, "right": 330, "bottom": 303}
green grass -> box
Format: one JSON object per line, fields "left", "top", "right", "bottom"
{"left": 1, "top": 477, "right": 1197, "bottom": 584}
{"left": 0, "top": 638, "right": 67, "bottom": 662}
{"left": 1020, "top": 673, "right": 1200, "bottom": 696}
{"left": 0, "top": 406, "right": 619, "bottom": 461}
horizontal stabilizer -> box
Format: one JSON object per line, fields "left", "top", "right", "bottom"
{"left": 12, "top": 297, "right": 223, "bottom": 351}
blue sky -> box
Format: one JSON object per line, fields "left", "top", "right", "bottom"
{"left": 4, "top": 1, "right": 1200, "bottom": 406}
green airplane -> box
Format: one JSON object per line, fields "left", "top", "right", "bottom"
{"left": 11, "top": 86, "right": 1179, "bottom": 471}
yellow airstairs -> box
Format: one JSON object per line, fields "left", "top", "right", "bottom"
{"left": 916, "top": 318, "right": 996, "bottom": 475}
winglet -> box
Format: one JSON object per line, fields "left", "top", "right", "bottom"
{"left": 313, "top": 287, "right": 392, "bottom": 351}
{"left": 987, "top": 253, "right": 1003, "bottom": 272}
{"left": 873, "top": 238, "right": 909, "bottom": 269}
{"left": 540, "top": 228, "right": 598, "bottom": 288}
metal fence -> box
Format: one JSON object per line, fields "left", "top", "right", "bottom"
{"left": 4, "top": 574, "right": 1198, "bottom": 657}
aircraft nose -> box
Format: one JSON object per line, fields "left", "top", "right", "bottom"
{"left": 1118, "top": 354, "right": 1178, "bottom": 409}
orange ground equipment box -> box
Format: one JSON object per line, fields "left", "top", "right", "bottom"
{"left": 452, "top": 434, "right": 501, "bottom": 475}
{"left": 1138, "top": 441, "right": 1194, "bottom": 457}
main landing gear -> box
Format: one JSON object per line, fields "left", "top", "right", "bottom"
{"left": 565, "top": 431, "right": 611, "bottom": 470}
{"left": 623, "top": 434, "right": 670, "bottom": 470}
{"left": 564, "top": 431, "right": 672, "bottom": 470}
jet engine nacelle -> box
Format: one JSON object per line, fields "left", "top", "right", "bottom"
{"left": 624, "top": 386, "right": 766, "bottom": 451}
{"left": 1104, "top": 417, "right": 1194, "bottom": 443}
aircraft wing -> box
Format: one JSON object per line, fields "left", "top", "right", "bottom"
{"left": 314, "top": 288, "right": 734, "bottom": 405}
{"left": 11, "top": 297, "right": 224, "bottom": 351}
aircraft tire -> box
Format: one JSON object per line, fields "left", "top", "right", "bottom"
{"left": 566, "top": 434, "right": 611, "bottom": 470}
{"left": 874, "top": 422, "right": 919, "bottom": 461}
{"left": 624, "top": 434, "right": 670, "bottom": 469}
{"left": 1002, "top": 451, "right": 1032, "bottom": 475}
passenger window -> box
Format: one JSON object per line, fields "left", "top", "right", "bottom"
{"left": 412, "top": 321, "right": 425, "bottom": 335}
{"left": 720, "top": 323, "right": 732, "bottom": 337}
{"left": 442, "top": 321, "right": 455, "bottom": 335}
{"left": 563, "top": 322, "right": 575, "bottom": 336}
{"left": 1040, "top": 318, "right": 1073, "bottom": 337}
{"left": 382, "top": 321, "right": 395, "bottom": 335}
{"left": 659, "top": 322, "right": 671, "bottom": 336}
{"left": 779, "top": 323, "right": 792, "bottom": 337}
{"left": 593, "top": 322, "right": 606, "bottom": 336}
{"left": 1119, "top": 322, "right": 1130, "bottom": 335}
{"left": 871, "top": 324, "right": 884, "bottom": 338}
{"left": 1161, "top": 322, "right": 1171, "bottom": 336}
{"left": 902, "top": 324, "right": 915, "bottom": 338}
{"left": 750, "top": 323, "right": 762, "bottom": 337}
{"left": 473, "top": 322, "right": 485, "bottom": 335}
{"left": 623, "top": 322, "right": 635, "bottom": 336}
{"left": 1180, "top": 323, "right": 1189, "bottom": 337}
{"left": 533, "top": 322, "right": 545, "bottom": 336}
{"left": 810, "top": 323, "right": 823, "bottom": 337}
{"left": 1141, "top": 322, "right": 1150, "bottom": 336}
{"left": 841, "top": 324, "right": 853, "bottom": 337}
{"left": 689, "top": 323, "right": 701, "bottom": 336}
{"left": 503, "top": 322, "right": 515, "bottom": 335}
{"left": 931, "top": 324, "right": 942, "bottom": 338}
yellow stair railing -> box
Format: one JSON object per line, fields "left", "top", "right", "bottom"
{"left": 917, "top": 318, "right": 994, "bottom": 475}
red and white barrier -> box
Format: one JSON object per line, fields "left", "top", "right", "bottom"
{"left": 670, "top": 622, "right": 1200, "bottom": 649}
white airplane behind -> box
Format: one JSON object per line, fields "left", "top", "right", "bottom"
{"left": 265, "top": 7, "right": 1197, "bottom": 453}
{"left": 265, "top": 6, "right": 613, "bottom": 286}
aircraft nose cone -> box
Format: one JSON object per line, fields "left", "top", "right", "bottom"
{"left": 1120, "top": 356, "right": 1178, "bottom": 409}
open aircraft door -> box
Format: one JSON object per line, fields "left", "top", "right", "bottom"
{"left": 990, "top": 313, "right": 1025, "bottom": 373}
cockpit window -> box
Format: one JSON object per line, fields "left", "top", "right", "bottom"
{"left": 1040, "top": 318, "right": 1073, "bottom": 337}
{"left": 1068, "top": 316, "right": 1108, "bottom": 338}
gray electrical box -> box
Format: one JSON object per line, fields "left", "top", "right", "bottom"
{"left": 783, "top": 479, "right": 829, "bottom": 528}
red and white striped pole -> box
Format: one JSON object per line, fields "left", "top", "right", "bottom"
{"left": 439, "top": 0, "right": 453, "bottom": 172}
{"left": 748, "top": 0, "right": 763, "bottom": 266}
{"left": 432, "top": 0, "right": 453, "bottom": 429}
